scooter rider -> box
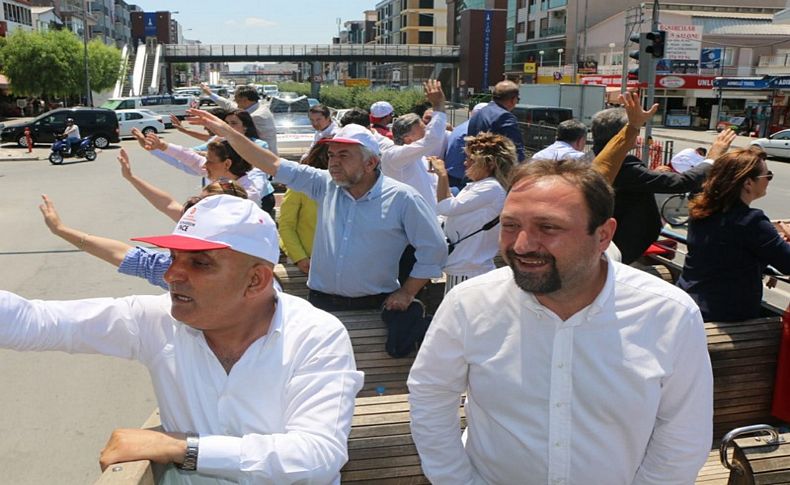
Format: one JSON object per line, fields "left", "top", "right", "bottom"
{"left": 63, "top": 118, "right": 81, "bottom": 153}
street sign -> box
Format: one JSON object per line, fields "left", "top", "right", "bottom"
{"left": 392, "top": 70, "right": 401, "bottom": 82}
{"left": 660, "top": 24, "right": 702, "bottom": 61}
{"left": 523, "top": 62, "right": 536, "bottom": 74}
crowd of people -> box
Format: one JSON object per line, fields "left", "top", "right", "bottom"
{"left": 2, "top": 78, "right": 790, "bottom": 484}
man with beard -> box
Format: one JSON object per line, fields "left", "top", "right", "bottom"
{"left": 186, "top": 92, "right": 447, "bottom": 358}
{"left": 407, "top": 159, "right": 713, "bottom": 484}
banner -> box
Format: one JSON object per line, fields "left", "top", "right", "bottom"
{"left": 482, "top": 10, "right": 493, "bottom": 89}
{"left": 660, "top": 24, "right": 702, "bottom": 61}
{"left": 144, "top": 12, "right": 157, "bottom": 37}
{"left": 700, "top": 48, "right": 722, "bottom": 70}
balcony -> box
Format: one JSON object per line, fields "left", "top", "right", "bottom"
{"left": 539, "top": 25, "right": 565, "bottom": 37}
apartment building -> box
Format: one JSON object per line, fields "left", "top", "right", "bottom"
{"left": 1, "top": 0, "right": 34, "bottom": 35}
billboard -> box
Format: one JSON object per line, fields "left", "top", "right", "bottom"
{"left": 143, "top": 12, "right": 157, "bottom": 37}
{"left": 660, "top": 24, "right": 702, "bottom": 61}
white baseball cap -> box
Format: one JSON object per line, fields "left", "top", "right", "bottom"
{"left": 319, "top": 123, "right": 381, "bottom": 157}
{"left": 370, "top": 101, "right": 394, "bottom": 118}
{"left": 132, "top": 195, "right": 279, "bottom": 264}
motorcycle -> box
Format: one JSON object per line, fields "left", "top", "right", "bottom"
{"left": 49, "top": 135, "right": 97, "bottom": 165}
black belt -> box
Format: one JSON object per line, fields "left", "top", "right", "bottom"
{"left": 308, "top": 290, "right": 388, "bottom": 311}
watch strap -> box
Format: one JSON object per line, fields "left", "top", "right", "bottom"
{"left": 175, "top": 432, "right": 199, "bottom": 471}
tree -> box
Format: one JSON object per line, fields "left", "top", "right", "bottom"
{"left": 87, "top": 39, "right": 122, "bottom": 93}
{"left": 0, "top": 30, "right": 120, "bottom": 99}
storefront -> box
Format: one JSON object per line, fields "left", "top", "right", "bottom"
{"left": 713, "top": 77, "right": 775, "bottom": 135}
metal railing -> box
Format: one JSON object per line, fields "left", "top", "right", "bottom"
{"left": 539, "top": 25, "right": 566, "bottom": 37}
{"left": 758, "top": 55, "right": 790, "bottom": 67}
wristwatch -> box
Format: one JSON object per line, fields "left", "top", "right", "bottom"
{"left": 176, "top": 432, "right": 199, "bottom": 471}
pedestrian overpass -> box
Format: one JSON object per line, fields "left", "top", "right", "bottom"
{"left": 161, "top": 43, "right": 460, "bottom": 64}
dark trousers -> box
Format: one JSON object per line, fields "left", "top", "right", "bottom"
{"left": 260, "top": 193, "right": 276, "bottom": 221}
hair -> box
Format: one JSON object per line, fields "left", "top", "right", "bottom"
{"left": 695, "top": 147, "right": 708, "bottom": 157}
{"left": 225, "top": 109, "right": 258, "bottom": 139}
{"left": 509, "top": 158, "right": 614, "bottom": 234}
{"left": 340, "top": 108, "right": 370, "bottom": 127}
{"left": 556, "top": 119, "right": 587, "bottom": 144}
{"left": 591, "top": 107, "right": 627, "bottom": 153}
{"left": 302, "top": 142, "right": 330, "bottom": 170}
{"left": 412, "top": 101, "right": 432, "bottom": 119}
{"left": 208, "top": 107, "right": 229, "bottom": 119}
{"left": 202, "top": 180, "right": 248, "bottom": 199}
{"left": 464, "top": 132, "right": 516, "bottom": 189}
{"left": 492, "top": 80, "right": 519, "bottom": 102}
{"left": 234, "top": 85, "right": 260, "bottom": 103}
{"left": 309, "top": 104, "right": 331, "bottom": 119}
{"left": 207, "top": 140, "right": 252, "bottom": 178}
{"left": 392, "top": 113, "right": 422, "bottom": 145}
{"left": 688, "top": 147, "right": 767, "bottom": 220}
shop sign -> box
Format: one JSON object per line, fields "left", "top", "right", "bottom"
{"left": 580, "top": 75, "right": 640, "bottom": 87}
{"left": 660, "top": 24, "right": 702, "bottom": 61}
{"left": 770, "top": 76, "right": 790, "bottom": 89}
{"left": 700, "top": 48, "right": 722, "bottom": 69}
{"left": 714, "top": 78, "right": 772, "bottom": 89}
{"left": 523, "top": 62, "right": 536, "bottom": 74}
{"left": 656, "top": 75, "right": 714, "bottom": 89}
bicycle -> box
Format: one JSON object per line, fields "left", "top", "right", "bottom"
{"left": 660, "top": 192, "right": 691, "bottom": 227}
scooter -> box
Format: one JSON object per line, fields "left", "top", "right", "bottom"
{"left": 49, "top": 135, "right": 97, "bottom": 165}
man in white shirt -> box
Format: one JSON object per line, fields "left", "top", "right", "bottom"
{"left": 531, "top": 119, "right": 588, "bottom": 162}
{"left": 408, "top": 159, "right": 713, "bottom": 485}
{"left": 379, "top": 82, "right": 448, "bottom": 213}
{"left": 202, "top": 83, "right": 278, "bottom": 154}
{"left": 670, "top": 146, "right": 707, "bottom": 173}
{"left": 308, "top": 103, "right": 339, "bottom": 146}
{"left": 0, "top": 195, "right": 363, "bottom": 484}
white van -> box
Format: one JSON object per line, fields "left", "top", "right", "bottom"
{"left": 101, "top": 95, "right": 195, "bottom": 120}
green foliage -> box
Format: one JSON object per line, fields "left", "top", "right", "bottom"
{"left": 0, "top": 30, "right": 120, "bottom": 98}
{"left": 87, "top": 39, "right": 122, "bottom": 93}
{"left": 275, "top": 82, "right": 427, "bottom": 116}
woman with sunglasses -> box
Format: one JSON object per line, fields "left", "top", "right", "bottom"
{"left": 678, "top": 147, "right": 790, "bottom": 322}
{"left": 38, "top": 181, "right": 247, "bottom": 290}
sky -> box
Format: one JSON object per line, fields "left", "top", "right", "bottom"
{"left": 130, "top": 1, "right": 379, "bottom": 45}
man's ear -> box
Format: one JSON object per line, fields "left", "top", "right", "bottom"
{"left": 245, "top": 264, "right": 274, "bottom": 298}
{"left": 596, "top": 218, "right": 617, "bottom": 253}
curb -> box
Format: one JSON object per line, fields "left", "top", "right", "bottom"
{"left": 0, "top": 156, "right": 42, "bottom": 162}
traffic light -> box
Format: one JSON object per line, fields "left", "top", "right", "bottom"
{"left": 645, "top": 30, "right": 666, "bottom": 59}
{"left": 628, "top": 32, "right": 650, "bottom": 85}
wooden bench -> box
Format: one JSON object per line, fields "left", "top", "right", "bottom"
{"left": 334, "top": 310, "right": 415, "bottom": 397}
{"left": 707, "top": 316, "right": 783, "bottom": 439}
{"left": 341, "top": 393, "right": 465, "bottom": 484}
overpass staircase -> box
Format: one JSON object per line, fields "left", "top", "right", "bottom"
{"left": 113, "top": 41, "right": 164, "bottom": 98}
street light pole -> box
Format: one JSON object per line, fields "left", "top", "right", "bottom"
{"left": 608, "top": 42, "right": 616, "bottom": 69}
{"left": 539, "top": 50, "right": 544, "bottom": 68}
{"left": 557, "top": 48, "right": 564, "bottom": 68}
{"left": 81, "top": 0, "right": 92, "bottom": 106}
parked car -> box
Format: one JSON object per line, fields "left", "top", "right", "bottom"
{"left": 101, "top": 94, "right": 194, "bottom": 119}
{"left": 1, "top": 107, "right": 120, "bottom": 148}
{"left": 261, "top": 84, "right": 279, "bottom": 99}
{"left": 116, "top": 109, "right": 166, "bottom": 138}
{"left": 751, "top": 129, "right": 790, "bottom": 160}
{"left": 271, "top": 95, "right": 313, "bottom": 159}
{"left": 137, "top": 109, "right": 170, "bottom": 128}
{"left": 512, "top": 105, "right": 574, "bottom": 151}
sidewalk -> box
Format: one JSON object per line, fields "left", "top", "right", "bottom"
{"left": 0, "top": 148, "right": 42, "bottom": 162}
{"left": 650, "top": 127, "right": 757, "bottom": 149}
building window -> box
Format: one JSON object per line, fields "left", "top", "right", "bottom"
{"left": 516, "top": 22, "right": 525, "bottom": 34}
{"left": 419, "top": 0, "right": 433, "bottom": 8}
{"left": 724, "top": 47, "right": 735, "bottom": 66}
{"left": 419, "top": 13, "right": 433, "bottom": 27}
{"left": 402, "top": 15, "right": 407, "bottom": 27}
{"left": 539, "top": 17, "right": 548, "bottom": 33}
{"left": 418, "top": 31, "right": 433, "bottom": 44}
{"left": 518, "top": 0, "right": 527, "bottom": 7}
{"left": 527, "top": 20, "right": 535, "bottom": 39}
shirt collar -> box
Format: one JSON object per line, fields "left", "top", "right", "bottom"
{"left": 319, "top": 122, "right": 337, "bottom": 138}
{"left": 340, "top": 171, "right": 384, "bottom": 201}
{"left": 246, "top": 102, "right": 260, "bottom": 113}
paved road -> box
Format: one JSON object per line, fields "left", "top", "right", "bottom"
{"left": 0, "top": 130, "right": 202, "bottom": 484}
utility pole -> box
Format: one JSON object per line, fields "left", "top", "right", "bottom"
{"left": 641, "top": 0, "right": 660, "bottom": 162}
{"left": 81, "top": 0, "right": 92, "bottom": 106}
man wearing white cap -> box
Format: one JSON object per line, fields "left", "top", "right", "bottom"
{"left": 187, "top": 106, "right": 447, "bottom": 358}
{"left": 443, "top": 102, "right": 489, "bottom": 189}
{"left": 0, "top": 195, "right": 363, "bottom": 484}
{"left": 370, "top": 100, "right": 394, "bottom": 139}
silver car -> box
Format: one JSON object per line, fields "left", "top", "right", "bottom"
{"left": 751, "top": 129, "right": 790, "bottom": 160}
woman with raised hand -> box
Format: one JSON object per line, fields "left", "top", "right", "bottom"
{"left": 678, "top": 146, "right": 790, "bottom": 321}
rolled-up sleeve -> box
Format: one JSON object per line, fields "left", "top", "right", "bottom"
{"left": 117, "top": 247, "right": 171, "bottom": 290}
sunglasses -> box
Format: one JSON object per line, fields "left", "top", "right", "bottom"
{"left": 756, "top": 171, "right": 774, "bottom": 181}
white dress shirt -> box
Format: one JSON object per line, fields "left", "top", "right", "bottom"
{"left": 312, "top": 121, "right": 339, "bottom": 146}
{"left": 378, "top": 111, "right": 447, "bottom": 213}
{"left": 0, "top": 290, "right": 364, "bottom": 485}
{"left": 437, "top": 177, "right": 505, "bottom": 277}
{"left": 408, "top": 259, "right": 712, "bottom": 485}
{"left": 532, "top": 141, "right": 588, "bottom": 162}
{"left": 669, "top": 148, "right": 706, "bottom": 173}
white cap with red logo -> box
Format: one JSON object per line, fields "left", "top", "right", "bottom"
{"left": 132, "top": 195, "right": 279, "bottom": 264}
{"left": 370, "top": 101, "right": 394, "bottom": 118}
{"left": 319, "top": 123, "right": 381, "bottom": 157}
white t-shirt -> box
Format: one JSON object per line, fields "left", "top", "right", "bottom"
{"left": 670, "top": 148, "right": 706, "bottom": 173}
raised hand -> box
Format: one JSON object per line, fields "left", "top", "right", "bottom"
{"left": 169, "top": 114, "right": 183, "bottom": 129}
{"left": 424, "top": 79, "right": 445, "bottom": 110}
{"left": 39, "top": 194, "right": 64, "bottom": 234}
{"left": 707, "top": 129, "right": 737, "bottom": 161}
{"left": 427, "top": 156, "right": 448, "bottom": 177}
{"left": 144, "top": 132, "right": 167, "bottom": 151}
{"left": 117, "top": 148, "right": 133, "bottom": 180}
{"left": 200, "top": 82, "right": 212, "bottom": 96}
{"left": 185, "top": 108, "right": 234, "bottom": 138}
{"left": 130, "top": 127, "right": 148, "bottom": 149}
{"left": 621, "top": 91, "right": 658, "bottom": 128}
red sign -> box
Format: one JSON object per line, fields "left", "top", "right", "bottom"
{"left": 581, "top": 74, "right": 715, "bottom": 90}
